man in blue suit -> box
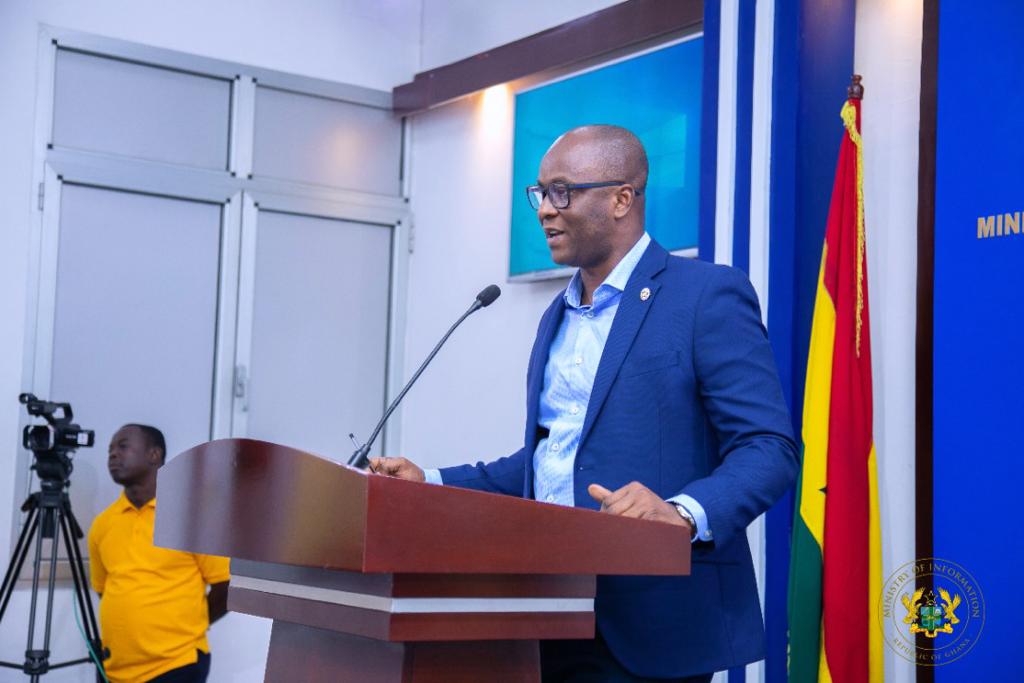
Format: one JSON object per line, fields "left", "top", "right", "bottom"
{"left": 371, "top": 125, "right": 797, "bottom": 682}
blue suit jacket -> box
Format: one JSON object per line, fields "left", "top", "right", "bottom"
{"left": 440, "top": 240, "right": 798, "bottom": 677}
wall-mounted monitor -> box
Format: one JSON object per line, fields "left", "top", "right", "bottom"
{"left": 508, "top": 35, "right": 704, "bottom": 280}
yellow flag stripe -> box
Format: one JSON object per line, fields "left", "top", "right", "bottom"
{"left": 819, "top": 621, "right": 833, "bottom": 683}
{"left": 799, "top": 245, "right": 835, "bottom": 548}
{"left": 868, "top": 442, "right": 883, "bottom": 683}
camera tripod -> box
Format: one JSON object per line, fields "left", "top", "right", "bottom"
{"left": 0, "top": 478, "right": 105, "bottom": 681}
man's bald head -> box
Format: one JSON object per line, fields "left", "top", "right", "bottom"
{"left": 547, "top": 125, "right": 649, "bottom": 192}
{"left": 536, "top": 125, "right": 649, "bottom": 280}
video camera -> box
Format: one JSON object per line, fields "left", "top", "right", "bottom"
{"left": 19, "top": 393, "right": 95, "bottom": 483}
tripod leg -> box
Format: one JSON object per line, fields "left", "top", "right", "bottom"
{"left": 58, "top": 510, "right": 91, "bottom": 634}
{"left": 1, "top": 492, "right": 103, "bottom": 679}
{"left": 23, "top": 505, "right": 50, "bottom": 681}
{"left": 64, "top": 501, "right": 84, "bottom": 540}
{"left": 58, "top": 507, "right": 105, "bottom": 675}
{"left": 38, "top": 505, "right": 62, "bottom": 664}
{"left": 0, "top": 503, "right": 39, "bottom": 622}
{"left": 63, "top": 501, "right": 102, "bottom": 642}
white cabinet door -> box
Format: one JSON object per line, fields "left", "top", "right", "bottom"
{"left": 234, "top": 196, "right": 394, "bottom": 462}
{"left": 48, "top": 183, "right": 226, "bottom": 525}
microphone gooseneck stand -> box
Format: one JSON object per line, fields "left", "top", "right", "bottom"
{"left": 348, "top": 285, "right": 501, "bottom": 469}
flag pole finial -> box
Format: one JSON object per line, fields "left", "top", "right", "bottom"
{"left": 848, "top": 74, "right": 864, "bottom": 100}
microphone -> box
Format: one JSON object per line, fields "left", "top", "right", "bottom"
{"left": 347, "top": 284, "right": 502, "bottom": 468}
{"left": 475, "top": 284, "right": 501, "bottom": 308}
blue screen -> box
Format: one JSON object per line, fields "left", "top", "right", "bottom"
{"left": 508, "top": 37, "right": 704, "bottom": 277}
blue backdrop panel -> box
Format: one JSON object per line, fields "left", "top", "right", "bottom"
{"left": 509, "top": 37, "right": 703, "bottom": 277}
{"left": 933, "top": 2, "right": 1024, "bottom": 678}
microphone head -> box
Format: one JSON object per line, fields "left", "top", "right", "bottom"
{"left": 475, "top": 284, "right": 501, "bottom": 307}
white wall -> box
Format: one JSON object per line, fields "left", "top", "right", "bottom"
{"left": 0, "top": 2, "right": 420, "bottom": 681}
{"left": 400, "top": 86, "right": 563, "bottom": 467}
{"left": 419, "top": 0, "right": 621, "bottom": 71}
{"left": 401, "top": 0, "right": 619, "bottom": 467}
{"left": 856, "top": 1, "right": 922, "bottom": 681}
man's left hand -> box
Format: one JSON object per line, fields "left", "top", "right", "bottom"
{"left": 588, "top": 482, "right": 692, "bottom": 535}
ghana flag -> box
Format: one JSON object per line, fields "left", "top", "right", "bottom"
{"left": 787, "top": 95, "right": 883, "bottom": 682}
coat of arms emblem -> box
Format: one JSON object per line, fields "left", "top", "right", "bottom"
{"left": 881, "top": 559, "right": 983, "bottom": 666}
{"left": 902, "top": 588, "right": 961, "bottom": 638}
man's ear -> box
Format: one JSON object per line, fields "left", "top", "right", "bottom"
{"left": 612, "top": 185, "right": 636, "bottom": 218}
{"left": 148, "top": 447, "right": 163, "bottom": 467}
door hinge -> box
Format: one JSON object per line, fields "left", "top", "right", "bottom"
{"left": 37, "top": 182, "right": 45, "bottom": 211}
{"left": 407, "top": 220, "right": 415, "bottom": 254}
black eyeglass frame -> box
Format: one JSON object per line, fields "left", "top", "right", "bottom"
{"left": 525, "top": 180, "right": 641, "bottom": 210}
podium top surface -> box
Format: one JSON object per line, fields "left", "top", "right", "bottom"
{"left": 154, "top": 439, "right": 689, "bottom": 576}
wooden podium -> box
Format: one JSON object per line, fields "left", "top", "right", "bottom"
{"left": 154, "top": 439, "right": 690, "bottom": 682}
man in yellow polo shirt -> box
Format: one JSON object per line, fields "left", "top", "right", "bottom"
{"left": 89, "top": 424, "right": 229, "bottom": 683}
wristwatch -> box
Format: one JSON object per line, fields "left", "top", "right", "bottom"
{"left": 672, "top": 503, "right": 697, "bottom": 540}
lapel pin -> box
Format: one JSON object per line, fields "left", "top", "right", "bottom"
{"left": 640, "top": 287, "right": 651, "bottom": 301}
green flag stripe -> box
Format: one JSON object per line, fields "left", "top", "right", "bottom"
{"left": 788, "top": 465, "right": 824, "bottom": 683}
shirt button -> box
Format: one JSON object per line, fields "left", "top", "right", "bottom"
{"left": 570, "top": 404, "right": 580, "bottom": 415}
{"left": 551, "top": 443, "right": 560, "bottom": 452}
{"left": 546, "top": 494, "right": 555, "bottom": 502}
{"left": 574, "top": 356, "right": 583, "bottom": 365}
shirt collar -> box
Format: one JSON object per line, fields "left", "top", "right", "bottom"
{"left": 564, "top": 232, "right": 652, "bottom": 309}
{"left": 117, "top": 490, "right": 156, "bottom": 513}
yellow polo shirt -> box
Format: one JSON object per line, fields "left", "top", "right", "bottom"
{"left": 88, "top": 493, "right": 230, "bottom": 683}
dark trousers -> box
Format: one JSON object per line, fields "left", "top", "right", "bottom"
{"left": 147, "top": 650, "right": 210, "bottom": 683}
{"left": 541, "top": 632, "right": 713, "bottom": 683}
{"left": 99, "top": 650, "right": 210, "bottom": 683}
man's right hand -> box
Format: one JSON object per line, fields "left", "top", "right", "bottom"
{"left": 367, "top": 456, "right": 425, "bottom": 482}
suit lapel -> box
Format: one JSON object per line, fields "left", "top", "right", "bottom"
{"left": 579, "top": 241, "right": 668, "bottom": 451}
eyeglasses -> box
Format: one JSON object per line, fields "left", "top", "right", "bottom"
{"left": 525, "top": 181, "right": 638, "bottom": 210}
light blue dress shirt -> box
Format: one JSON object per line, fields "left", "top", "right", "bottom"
{"left": 425, "top": 233, "right": 709, "bottom": 542}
